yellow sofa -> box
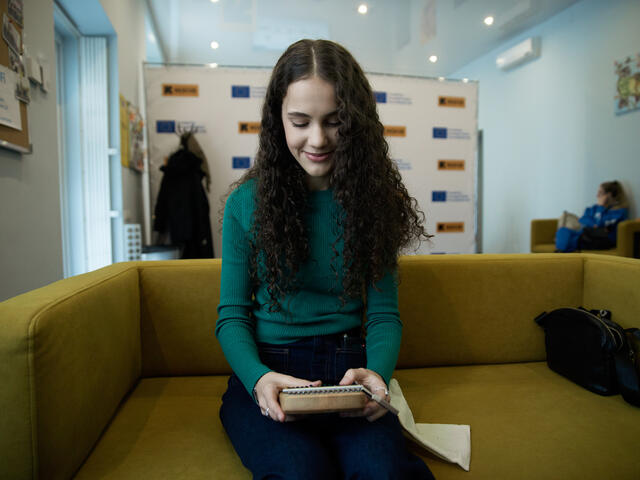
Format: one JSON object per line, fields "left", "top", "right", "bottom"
{"left": 1, "top": 254, "right": 639, "bottom": 480}
{"left": 530, "top": 218, "right": 640, "bottom": 257}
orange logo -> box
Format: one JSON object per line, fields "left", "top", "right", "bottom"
{"left": 438, "top": 96, "right": 465, "bottom": 108}
{"left": 438, "top": 160, "right": 465, "bottom": 171}
{"left": 436, "top": 222, "right": 464, "bottom": 233}
{"left": 238, "top": 122, "right": 261, "bottom": 134}
{"left": 383, "top": 125, "right": 407, "bottom": 137}
{"left": 162, "top": 84, "right": 199, "bottom": 96}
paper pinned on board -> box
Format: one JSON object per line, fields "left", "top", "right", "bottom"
{"left": 0, "top": 65, "right": 21, "bottom": 131}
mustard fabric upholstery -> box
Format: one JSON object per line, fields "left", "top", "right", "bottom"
{"left": 583, "top": 255, "right": 640, "bottom": 328}
{"left": 0, "top": 264, "right": 141, "bottom": 480}
{"left": 530, "top": 218, "right": 559, "bottom": 253}
{"left": 73, "top": 377, "right": 245, "bottom": 479}
{"left": 2, "top": 254, "right": 640, "bottom": 479}
{"left": 396, "top": 254, "right": 583, "bottom": 368}
{"left": 531, "top": 218, "right": 640, "bottom": 257}
{"left": 73, "top": 365, "right": 640, "bottom": 480}
{"left": 397, "top": 364, "right": 640, "bottom": 480}
{"left": 139, "top": 260, "right": 230, "bottom": 377}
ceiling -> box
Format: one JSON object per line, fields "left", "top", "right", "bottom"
{"left": 145, "top": 0, "right": 581, "bottom": 77}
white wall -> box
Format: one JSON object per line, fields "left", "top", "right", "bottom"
{"left": 0, "top": 0, "right": 61, "bottom": 302}
{"left": 100, "top": 0, "right": 147, "bottom": 226}
{"left": 451, "top": 0, "right": 640, "bottom": 253}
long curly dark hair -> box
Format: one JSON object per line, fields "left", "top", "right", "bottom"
{"left": 225, "top": 39, "right": 430, "bottom": 311}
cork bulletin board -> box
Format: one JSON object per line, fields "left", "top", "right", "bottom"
{"left": 0, "top": 0, "right": 29, "bottom": 153}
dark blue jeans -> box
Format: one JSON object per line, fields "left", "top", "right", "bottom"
{"left": 219, "top": 329, "right": 435, "bottom": 480}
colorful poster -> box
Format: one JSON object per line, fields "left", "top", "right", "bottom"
{"left": 615, "top": 53, "right": 640, "bottom": 115}
{"left": 128, "top": 104, "right": 145, "bottom": 172}
{"left": 0, "top": 65, "right": 21, "bottom": 130}
{"left": 120, "top": 94, "right": 145, "bottom": 171}
{"left": 7, "top": 0, "right": 23, "bottom": 27}
{"left": 120, "top": 94, "right": 130, "bottom": 167}
{"left": 2, "top": 13, "right": 21, "bottom": 55}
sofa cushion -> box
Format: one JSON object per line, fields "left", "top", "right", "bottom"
{"left": 139, "top": 261, "right": 231, "bottom": 377}
{"left": 73, "top": 364, "right": 640, "bottom": 479}
{"left": 73, "top": 376, "right": 246, "bottom": 479}
{"left": 396, "top": 254, "right": 583, "bottom": 368}
{"left": 396, "top": 364, "right": 640, "bottom": 480}
{"left": 531, "top": 243, "right": 557, "bottom": 253}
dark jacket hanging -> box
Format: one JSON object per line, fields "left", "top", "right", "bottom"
{"left": 153, "top": 143, "right": 214, "bottom": 259}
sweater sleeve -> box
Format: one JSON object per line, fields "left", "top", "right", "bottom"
{"left": 364, "top": 269, "right": 402, "bottom": 386}
{"left": 215, "top": 189, "right": 271, "bottom": 396}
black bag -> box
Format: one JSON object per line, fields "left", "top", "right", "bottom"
{"left": 578, "top": 227, "right": 615, "bottom": 250}
{"left": 535, "top": 307, "right": 640, "bottom": 407}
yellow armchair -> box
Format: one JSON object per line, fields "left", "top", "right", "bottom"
{"left": 531, "top": 218, "right": 640, "bottom": 257}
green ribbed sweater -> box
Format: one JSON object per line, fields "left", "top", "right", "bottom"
{"left": 215, "top": 180, "right": 402, "bottom": 395}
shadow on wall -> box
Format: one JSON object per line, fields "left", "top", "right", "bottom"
{"left": 621, "top": 180, "right": 636, "bottom": 219}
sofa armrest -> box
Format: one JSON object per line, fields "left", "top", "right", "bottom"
{"left": 0, "top": 263, "right": 141, "bottom": 480}
{"left": 530, "top": 218, "right": 558, "bottom": 251}
{"left": 616, "top": 219, "right": 640, "bottom": 258}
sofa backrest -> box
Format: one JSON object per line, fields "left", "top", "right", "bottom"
{"left": 582, "top": 254, "right": 640, "bottom": 330}
{"left": 138, "top": 254, "right": 600, "bottom": 375}
{"left": 139, "top": 260, "right": 230, "bottom": 377}
{"left": 394, "top": 254, "right": 584, "bottom": 368}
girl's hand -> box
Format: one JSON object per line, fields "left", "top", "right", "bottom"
{"left": 338, "top": 368, "right": 390, "bottom": 422}
{"left": 253, "top": 371, "right": 321, "bottom": 422}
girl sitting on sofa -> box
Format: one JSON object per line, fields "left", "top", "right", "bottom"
{"left": 555, "top": 180, "right": 629, "bottom": 252}
{"left": 215, "top": 39, "right": 434, "bottom": 479}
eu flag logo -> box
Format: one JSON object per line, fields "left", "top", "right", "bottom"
{"left": 374, "top": 91, "right": 387, "bottom": 103}
{"left": 232, "top": 157, "right": 251, "bottom": 169}
{"left": 433, "top": 127, "right": 447, "bottom": 139}
{"left": 232, "top": 86, "right": 250, "bottom": 98}
{"left": 156, "top": 120, "right": 175, "bottom": 133}
{"left": 432, "top": 191, "right": 447, "bottom": 202}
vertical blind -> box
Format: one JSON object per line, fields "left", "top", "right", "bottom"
{"left": 79, "top": 37, "right": 112, "bottom": 271}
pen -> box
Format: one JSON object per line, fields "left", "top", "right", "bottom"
{"left": 370, "top": 392, "right": 399, "bottom": 416}
{"left": 358, "top": 384, "right": 399, "bottom": 416}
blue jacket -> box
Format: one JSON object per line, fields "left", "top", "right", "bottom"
{"left": 579, "top": 204, "right": 629, "bottom": 242}
{"left": 556, "top": 204, "right": 628, "bottom": 252}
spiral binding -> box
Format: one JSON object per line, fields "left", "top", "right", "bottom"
{"left": 281, "top": 385, "right": 365, "bottom": 395}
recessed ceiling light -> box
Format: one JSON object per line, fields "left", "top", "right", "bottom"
{"left": 210, "top": 41, "right": 219, "bottom": 49}
{"left": 429, "top": 55, "right": 438, "bottom": 63}
{"left": 484, "top": 16, "right": 494, "bottom": 26}
{"left": 358, "top": 4, "right": 368, "bottom": 14}
{"left": 207, "top": 63, "right": 218, "bottom": 68}
{"left": 210, "top": 0, "right": 219, "bottom": 3}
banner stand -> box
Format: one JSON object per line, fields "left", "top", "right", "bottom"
{"left": 143, "top": 63, "right": 478, "bottom": 256}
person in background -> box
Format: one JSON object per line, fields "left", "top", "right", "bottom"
{"left": 215, "top": 39, "right": 435, "bottom": 479}
{"left": 555, "top": 180, "right": 629, "bottom": 252}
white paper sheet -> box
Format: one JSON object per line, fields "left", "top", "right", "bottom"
{"left": 0, "top": 65, "right": 21, "bottom": 130}
{"left": 389, "top": 378, "right": 471, "bottom": 471}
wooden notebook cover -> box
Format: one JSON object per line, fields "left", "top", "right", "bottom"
{"left": 279, "top": 391, "right": 367, "bottom": 414}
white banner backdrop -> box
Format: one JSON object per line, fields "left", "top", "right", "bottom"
{"left": 144, "top": 66, "right": 478, "bottom": 257}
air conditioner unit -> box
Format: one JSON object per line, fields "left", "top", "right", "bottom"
{"left": 496, "top": 37, "right": 540, "bottom": 71}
